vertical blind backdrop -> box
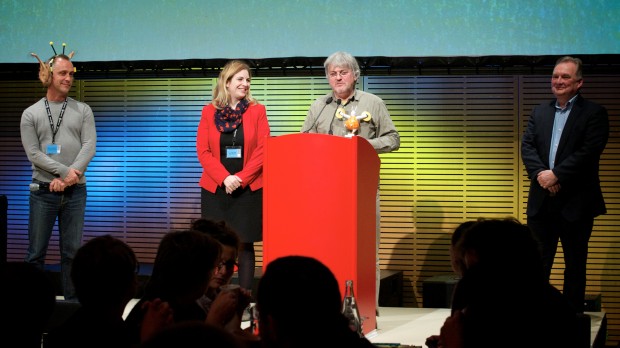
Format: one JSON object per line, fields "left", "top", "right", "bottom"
{"left": 1, "top": 74, "right": 618, "bottom": 344}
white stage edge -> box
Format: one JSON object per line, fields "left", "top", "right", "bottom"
{"left": 368, "top": 307, "right": 606, "bottom": 348}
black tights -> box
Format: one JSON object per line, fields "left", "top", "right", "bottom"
{"left": 238, "top": 242, "right": 256, "bottom": 294}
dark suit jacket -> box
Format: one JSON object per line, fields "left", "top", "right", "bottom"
{"left": 521, "top": 94, "right": 609, "bottom": 221}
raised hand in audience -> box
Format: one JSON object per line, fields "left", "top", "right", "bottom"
{"left": 140, "top": 298, "right": 174, "bottom": 343}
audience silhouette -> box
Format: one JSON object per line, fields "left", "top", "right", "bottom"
{"left": 3, "top": 261, "right": 56, "bottom": 348}
{"left": 124, "top": 229, "right": 221, "bottom": 345}
{"left": 44, "top": 234, "right": 138, "bottom": 348}
{"left": 7, "top": 218, "right": 594, "bottom": 348}
{"left": 425, "top": 220, "right": 476, "bottom": 348}
{"left": 256, "top": 255, "right": 377, "bottom": 348}
{"left": 449, "top": 220, "right": 476, "bottom": 277}
{"left": 435, "top": 218, "right": 580, "bottom": 348}
{"left": 191, "top": 218, "right": 255, "bottom": 344}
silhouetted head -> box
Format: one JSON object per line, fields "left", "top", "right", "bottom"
{"left": 71, "top": 235, "right": 138, "bottom": 308}
{"left": 144, "top": 230, "right": 221, "bottom": 303}
{"left": 450, "top": 220, "right": 477, "bottom": 276}
{"left": 456, "top": 217, "right": 543, "bottom": 280}
{"left": 257, "top": 256, "right": 347, "bottom": 345}
{"left": 191, "top": 218, "right": 240, "bottom": 291}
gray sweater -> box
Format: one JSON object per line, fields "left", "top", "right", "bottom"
{"left": 20, "top": 97, "right": 97, "bottom": 184}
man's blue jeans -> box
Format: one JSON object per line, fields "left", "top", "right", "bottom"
{"left": 25, "top": 181, "right": 86, "bottom": 300}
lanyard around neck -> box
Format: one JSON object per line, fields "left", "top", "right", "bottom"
{"left": 44, "top": 98, "right": 68, "bottom": 144}
{"left": 232, "top": 128, "right": 238, "bottom": 146}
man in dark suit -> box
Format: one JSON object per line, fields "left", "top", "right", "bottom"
{"left": 521, "top": 56, "right": 609, "bottom": 312}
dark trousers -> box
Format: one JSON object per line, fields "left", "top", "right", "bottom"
{"left": 26, "top": 183, "right": 87, "bottom": 300}
{"left": 527, "top": 203, "right": 593, "bottom": 313}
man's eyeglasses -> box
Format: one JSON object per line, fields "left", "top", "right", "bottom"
{"left": 217, "top": 260, "right": 238, "bottom": 271}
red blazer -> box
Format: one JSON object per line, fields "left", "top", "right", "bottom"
{"left": 196, "top": 102, "right": 270, "bottom": 193}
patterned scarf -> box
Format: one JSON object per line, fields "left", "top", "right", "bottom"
{"left": 215, "top": 99, "right": 248, "bottom": 133}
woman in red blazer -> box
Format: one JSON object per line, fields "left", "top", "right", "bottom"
{"left": 196, "top": 60, "right": 270, "bottom": 293}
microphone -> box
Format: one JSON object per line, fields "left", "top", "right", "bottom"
{"left": 30, "top": 182, "right": 50, "bottom": 191}
{"left": 303, "top": 97, "right": 333, "bottom": 133}
{"left": 328, "top": 99, "right": 342, "bottom": 135}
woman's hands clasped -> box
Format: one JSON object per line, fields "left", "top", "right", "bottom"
{"left": 223, "top": 175, "right": 243, "bottom": 194}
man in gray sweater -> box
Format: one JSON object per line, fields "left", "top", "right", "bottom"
{"left": 20, "top": 51, "right": 96, "bottom": 300}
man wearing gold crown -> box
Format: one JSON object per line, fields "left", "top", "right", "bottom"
{"left": 20, "top": 43, "right": 97, "bottom": 300}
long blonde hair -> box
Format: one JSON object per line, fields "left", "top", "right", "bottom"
{"left": 211, "top": 60, "right": 257, "bottom": 109}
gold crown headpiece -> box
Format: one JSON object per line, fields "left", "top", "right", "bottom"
{"left": 30, "top": 42, "right": 75, "bottom": 87}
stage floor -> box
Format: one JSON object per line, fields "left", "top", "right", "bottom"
{"left": 367, "top": 307, "right": 606, "bottom": 348}
{"left": 120, "top": 300, "right": 606, "bottom": 348}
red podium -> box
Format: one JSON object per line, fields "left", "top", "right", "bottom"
{"left": 263, "top": 133, "right": 380, "bottom": 334}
